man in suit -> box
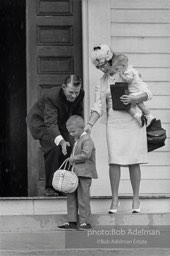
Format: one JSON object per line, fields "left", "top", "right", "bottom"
{"left": 58, "top": 115, "right": 98, "bottom": 230}
{"left": 26, "top": 75, "right": 84, "bottom": 196}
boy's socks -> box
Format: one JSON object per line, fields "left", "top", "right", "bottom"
{"left": 146, "top": 114, "right": 156, "bottom": 127}
{"left": 134, "top": 113, "right": 145, "bottom": 127}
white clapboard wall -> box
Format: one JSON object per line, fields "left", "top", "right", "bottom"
{"left": 86, "top": 0, "right": 170, "bottom": 196}
{"left": 108, "top": 0, "right": 170, "bottom": 195}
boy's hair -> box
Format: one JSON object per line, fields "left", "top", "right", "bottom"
{"left": 66, "top": 115, "right": 84, "bottom": 128}
{"left": 112, "top": 54, "right": 128, "bottom": 67}
{"left": 64, "top": 74, "right": 82, "bottom": 87}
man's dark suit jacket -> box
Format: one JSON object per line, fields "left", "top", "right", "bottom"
{"left": 26, "top": 87, "right": 84, "bottom": 141}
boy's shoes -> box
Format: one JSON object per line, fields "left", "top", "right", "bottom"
{"left": 79, "top": 223, "right": 92, "bottom": 230}
{"left": 57, "top": 222, "right": 77, "bottom": 230}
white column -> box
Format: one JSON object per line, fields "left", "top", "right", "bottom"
{"left": 82, "top": 0, "right": 111, "bottom": 196}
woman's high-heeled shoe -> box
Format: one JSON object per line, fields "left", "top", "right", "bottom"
{"left": 108, "top": 201, "right": 120, "bottom": 214}
{"left": 132, "top": 202, "right": 141, "bottom": 213}
{"left": 132, "top": 207, "right": 140, "bottom": 213}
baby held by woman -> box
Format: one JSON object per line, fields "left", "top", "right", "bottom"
{"left": 112, "top": 54, "right": 155, "bottom": 127}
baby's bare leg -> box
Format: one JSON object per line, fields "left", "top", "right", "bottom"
{"left": 137, "top": 102, "right": 155, "bottom": 127}
{"left": 128, "top": 105, "right": 144, "bottom": 127}
{"left": 128, "top": 105, "right": 138, "bottom": 116}
{"left": 137, "top": 102, "right": 150, "bottom": 116}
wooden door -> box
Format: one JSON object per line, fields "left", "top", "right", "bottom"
{"left": 26, "top": 0, "right": 83, "bottom": 196}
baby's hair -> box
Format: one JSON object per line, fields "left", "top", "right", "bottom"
{"left": 108, "top": 52, "right": 117, "bottom": 66}
{"left": 112, "top": 54, "right": 128, "bottom": 67}
{"left": 66, "top": 115, "right": 84, "bottom": 128}
{"left": 64, "top": 74, "right": 82, "bottom": 87}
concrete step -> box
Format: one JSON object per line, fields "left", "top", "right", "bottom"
{"left": 0, "top": 228, "right": 170, "bottom": 254}
{"left": 0, "top": 231, "right": 170, "bottom": 256}
{"left": 0, "top": 197, "right": 170, "bottom": 215}
{"left": 1, "top": 197, "right": 170, "bottom": 232}
{"left": 1, "top": 198, "right": 170, "bottom": 254}
{"left": 1, "top": 248, "right": 170, "bottom": 256}
{"left": 1, "top": 213, "right": 170, "bottom": 232}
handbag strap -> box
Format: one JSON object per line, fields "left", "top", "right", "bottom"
{"left": 58, "top": 158, "right": 69, "bottom": 170}
{"left": 58, "top": 158, "right": 75, "bottom": 173}
{"left": 70, "top": 165, "right": 74, "bottom": 173}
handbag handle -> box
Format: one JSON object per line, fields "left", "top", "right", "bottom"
{"left": 58, "top": 158, "right": 74, "bottom": 173}
{"left": 58, "top": 158, "right": 69, "bottom": 170}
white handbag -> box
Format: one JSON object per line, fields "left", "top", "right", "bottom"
{"left": 52, "top": 158, "right": 78, "bottom": 193}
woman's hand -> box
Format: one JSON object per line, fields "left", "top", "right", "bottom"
{"left": 84, "top": 124, "right": 93, "bottom": 134}
{"left": 85, "top": 112, "right": 99, "bottom": 134}
{"left": 120, "top": 94, "right": 136, "bottom": 105}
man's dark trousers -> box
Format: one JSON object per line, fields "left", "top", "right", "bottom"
{"left": 39, "top": 132, "right": 73, "bottom": 189}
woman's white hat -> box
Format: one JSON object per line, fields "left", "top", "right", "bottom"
{"left": 90, "top": 44, "right": 113, "bottom": 66}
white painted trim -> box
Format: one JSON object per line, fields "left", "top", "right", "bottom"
{"left": 82, "top": 0, "right": 111, "bottom": 196}
{"left": 82, "top": 0, "right": 111, "bottom": 123}
{"left": 82, "top": 0, "right": 90, "bottom": 123}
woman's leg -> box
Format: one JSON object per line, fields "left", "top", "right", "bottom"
{"left": 109, "top": 164, "right": 121, "bottom": 209}
{"left": 129, "top": 164, "right": 141, "bottom": 209}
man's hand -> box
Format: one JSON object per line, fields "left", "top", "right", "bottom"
{"left": 59, "top": 139, "right": 70, "bottom": 155}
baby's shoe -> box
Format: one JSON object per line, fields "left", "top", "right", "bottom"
{"left": 134, "top": 113, "right": 146, "bottom": 127}
{"left": 146, "top": 114, "right": 156, "bottom": 127}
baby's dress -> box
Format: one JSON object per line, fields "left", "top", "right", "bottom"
{"left": 105, "top": 76, "right": 148, "bottom": 165}
{"left": 124, "top": 65, "right": 150, "bottom": 97}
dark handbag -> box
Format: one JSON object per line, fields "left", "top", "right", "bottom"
{"left": 147, "top": 119, "right": 167, "bottom": 152}
{"left": 110, "top": 82, "right": 130, "bottom": 110}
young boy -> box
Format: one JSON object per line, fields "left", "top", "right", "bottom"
{"left": 112, "top": 54, "right": 155, "bottom": 127}
{"left": 58, "top": 115, "right": 98, "bottom": 230}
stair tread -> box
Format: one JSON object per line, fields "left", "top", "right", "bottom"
{"left": 0, "top": 231, "right": 170, "bottom": 254}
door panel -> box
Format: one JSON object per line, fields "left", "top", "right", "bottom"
{"left": 26, "top": 0, "right": 82, "bottom": 195}
{"left": 37, "top": 0, "right": 73, "bottom": 15}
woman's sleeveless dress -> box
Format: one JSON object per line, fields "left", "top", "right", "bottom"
{"left": 105, "top": 76, "right": 148, "bottom": 165}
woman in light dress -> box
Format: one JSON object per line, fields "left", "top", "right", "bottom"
{"left": 86, "top": 44, "right": 152, "bottom": 213}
